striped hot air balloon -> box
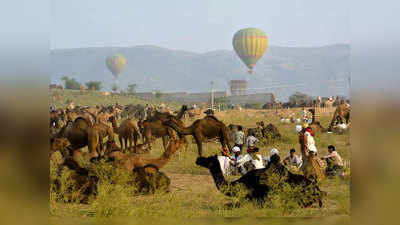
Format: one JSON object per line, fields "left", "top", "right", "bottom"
{"left": 232, "top": 28, "right": 268, "bottom": 74}
{"left": 106, "top": 54, "right": 126, "bottom": 79}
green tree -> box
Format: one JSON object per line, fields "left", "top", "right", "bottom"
{"left": 111, "top": 84, "right": 119, "bottom": 92}
{"left": 154, "top": 90, "right": 163, "bottom": 98}
{"left": 289, "top": 92, "right": 312, "bottom": 104}
{"left": 127, "top": 84, "right": 137, "bottom": 95}
{"left": 85, "top": 81, "right": 102, "bottom": 90}
{"left": 61, "top": 76, "right": 81, "bottom": 90}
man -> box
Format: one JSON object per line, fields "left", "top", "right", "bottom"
{"left": 246, "top": 131, "right": 259, "bottom": 152}
{"left": 229, "top": 146, "right": 244, "bottom": 175}
{"left": 234, "top": 126, "right": 245, "bottom": 153}
{"left": 283, "top": 148, "right": 302, "bottom": 170}
{"left": 302, "top": 107, "right": 308, "bottom": 122}
{"left": 321, "top": 145, "right": 344, "bottom": 177}
{"left": 236, "top": 147, "right": 264, "bottom": 174}
{"left": 302, "top": 123, "right": 318, "bottom": 154}
{"left": 264, "top": 148, "right": 280, "bottom": 167}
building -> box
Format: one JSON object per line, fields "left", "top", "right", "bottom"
{"left": 230, "top": 80, "right": 248, "bottom": 96}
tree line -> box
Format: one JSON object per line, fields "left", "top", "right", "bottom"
{"left": 59, "top": 76, "right": 137, "bottom": 95}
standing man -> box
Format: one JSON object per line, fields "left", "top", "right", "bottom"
{"left": 234, "top": 126, "right": 245, "bottom": 153}
{"left": 302, "top": 107, "right": 308, "bottom": 122}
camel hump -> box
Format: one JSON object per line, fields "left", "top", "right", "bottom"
{"left": 74, "top": 117, "right": 91, "bottom": 129}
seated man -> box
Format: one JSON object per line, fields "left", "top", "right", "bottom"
{"left": 283, "top": 148, "right": 302, "bottom": 170}
{"left": 321, "top": 145, "right": 344, "bottom": 177}
{"left": 236, "top": 147, "right": 264, "bottom": 175}
{"left": 263, "top": 148, "right": 280, "bottom": 167}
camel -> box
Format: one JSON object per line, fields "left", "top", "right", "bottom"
{"left": 109, "top": 116, "right": 140, "bottom": 151}
{"left": 138, "top": 105, "right": 187, "bottom": 150}
{"left": 196, "top": 154, "right": 325, "bottom": 207}
{"left": 322, "top": 98, "right": 335, "bottom": 108}
{"left": 55, "top": 117, "right": 90, "bottom": 151}
{"left": 107, "top": 139, "right": 185, "bottom": 171}
{"left": 298, "top": 130, "right": 325, "bottom": 181}
{"left": 328, "top": 103, "right": 350, "bottom": 131}
{"left": 164, "top": 116, "right": 231, "bottom": 156}
{"left": 259, "top": 123, "right": 281, "bottom": 140}
{"left": 53, "top": 156, "right": 170, "bottom": 203}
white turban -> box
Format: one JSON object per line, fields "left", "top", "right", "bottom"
{"left": 232, "top": 146, "right": 241, "bottom": 153}
{"left": 296, "top": 125, "right": 302, "bottom": 133}
{"left": 270, "top": 148, "right": 279, "bottom": 156}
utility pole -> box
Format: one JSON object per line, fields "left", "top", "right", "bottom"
{"left": 210, "top": 81, "right": 214, "bottom": 109}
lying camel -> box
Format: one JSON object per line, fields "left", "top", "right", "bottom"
{"left": 164, "top": 116, "right": 231, "bottom": 156}
{"left": 196, "top": 154, "right": 325, "bottom": 207}
{"left": 107, "top": 138, "right": 185, "bottom": 171}
{"left": 328, "top": 103, "right": 350, "bottom": 131}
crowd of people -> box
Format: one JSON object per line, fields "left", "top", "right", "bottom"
{"left": 222, "top": 123, "right": 345, "bottom": 178}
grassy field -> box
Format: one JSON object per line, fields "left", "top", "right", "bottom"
{"left": 49, "top": 89, "right": 180, "bottom": 109}
{"left": 50, "top": 92, "right": 350, "bottom": 221}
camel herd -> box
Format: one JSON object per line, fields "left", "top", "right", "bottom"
{"left": 50, "top": 101, "right": 350, "bottom": 208}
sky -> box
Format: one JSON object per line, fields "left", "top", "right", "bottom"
{"left": 51, "top": 0, "right": 349, "bottom": 52}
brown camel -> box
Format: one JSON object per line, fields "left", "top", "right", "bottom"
{"left": 109, "top": 116, "right": 140, "bottom": 151}
{"left": 107, "top": 139, "right": 185, "bottom": 171}
{"left": 328, "top": 103, "right": 350, "bottom": 131}
{"left": 55, "top": 117, "right": 90, "bottom": 151}
{"left": 164, "top": 116, "right": 231, "bottom": 156}
{"left": 298, "top": 129, "right": 325, "bottom": 181}
{"left": 138, "top": 105, "right": 187, "bottom": 150}
{"left": 259, "top": 123, "right": 281, "bottom": 140}
{"left": 87, "top": 121, "right": 114, "bottom": 157}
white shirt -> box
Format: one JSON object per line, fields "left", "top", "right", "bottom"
{"left": 305, "top": 131, "right": 317, "bottom": 153}
{"left": 323, "top": 151, "right": 344, "bottom": 166}
{"left": 237, "top": 153, "right": 265, "bottom": 174}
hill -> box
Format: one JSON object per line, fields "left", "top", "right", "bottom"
{"left": 51, "top": 44, "right": 349, "bottom": 100}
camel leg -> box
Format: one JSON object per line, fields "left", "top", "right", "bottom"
{"left": 124, "top": 138, "right": 128, "bottom": 153}
{"left": 133, "top": 131, "right": 138, "bottom": 147}
{"left": 162, "top": 136, "right": 168, "bottom": 150}
{"left": 194, "top": 135, "right": 203, "bottom": 156}
{"left": 119, "top": 136, "right": 124, "bottom": 150}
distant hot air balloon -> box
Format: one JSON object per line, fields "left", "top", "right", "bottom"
{"left": 232, "top": 28, "right": 268, "bottom": 74}
{"left": 106, "top": 54, "right": 126, "bottom": 78}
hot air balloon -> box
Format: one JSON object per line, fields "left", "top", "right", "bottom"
{"left": 232, "top": 28, "right": 268, "bottom": 74}
{"left": 106, "top": 54, "right": 126, "bottom": 78}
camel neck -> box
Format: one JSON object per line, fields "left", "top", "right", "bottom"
{"left": 209, "top": 163, "right": 229, "bottom": 190}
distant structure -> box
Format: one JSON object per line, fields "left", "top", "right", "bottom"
{"left": 230, "top": 80, "right": 248, "bottom": 96}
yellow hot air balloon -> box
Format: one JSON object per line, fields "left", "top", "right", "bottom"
{"left": 232, "top": 28, "right": 268, "bottom": 74}
{"left": 106, "top": 54, "right": 126, "bottom": 78}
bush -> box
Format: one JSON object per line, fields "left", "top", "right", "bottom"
{"left": 85, "top": 81, "right": 102, "bottom": 90}
{"left": 61, "top": 76, "right": 81, "bottom": 90}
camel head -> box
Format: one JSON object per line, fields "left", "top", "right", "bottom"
{"left": 196, "top": 155, "right": 218, "bottom": 169}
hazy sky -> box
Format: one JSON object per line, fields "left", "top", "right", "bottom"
{"left": 52, "top": 0, "right": 349, "bottom": 52}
